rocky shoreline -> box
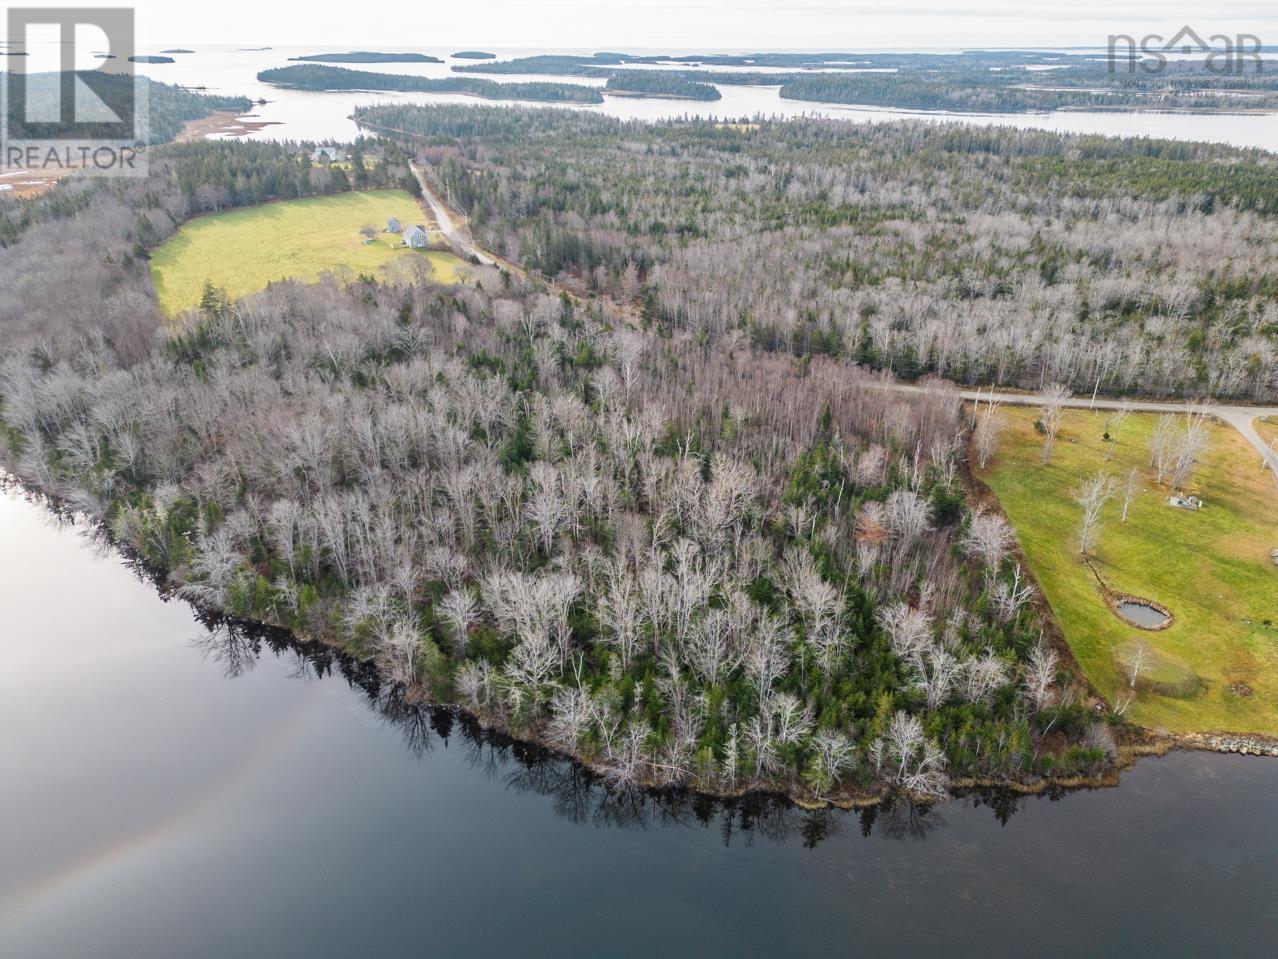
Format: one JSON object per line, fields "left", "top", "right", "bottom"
{"left": 1177, "top": 732, "right": 1278, "bottom": 757}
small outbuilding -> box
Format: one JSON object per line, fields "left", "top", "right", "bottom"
{"left": 387, "top": 216, "right": 402, "bottom": 233}
{"left": 402, "top": 225, "right": 429, "bottom": 249}
{"left": 1169, "top": 493, "right": 1203, "bottom": 511}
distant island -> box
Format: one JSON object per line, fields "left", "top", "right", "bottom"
{"left": 453, "top": 49, "right": 1278, "bottom": 114}
{"left": 130, "top": 55, "right": 176, "bottom": 64}
{"left": 452, "top": 51, "right": 497, "bottom": 59}
{"left": 258, "top": 64, "right": 603, "bottom": 103}
{"left": 604, "top": 73, "right": 721, "bottom": 101}
{"left": 160, "top": 48, "right": 195, "bottom": 54}
{"left": 237, "top": 46, "right": 272, "bottom": 52}
{"left": 290, "top": 51, "right": 444, "bottom": 64}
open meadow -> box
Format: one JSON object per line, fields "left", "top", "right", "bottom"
{"left": 1259, "top": 416, "right": 1278, "bottom": 452}
{"left": 977, "top": 407, "right": 1278, "bottom": 737}
{"left": 151, "top": 190, "right": 467, "bottom": 315}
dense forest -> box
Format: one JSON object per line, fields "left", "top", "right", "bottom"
{"left": 604, "top": 73, "right": 721, "bottom": 101}
{"left": 0, "top": 139, "right": 1113, "bottom": 803}
{"left": 776, "top": 73, "right": 1278, "bottom": 113}
{"left": 258, "top": 64, "right": 604, "bottom": 103}
{"left": 355, "top": 104, "right": 1278, "bottom": 400}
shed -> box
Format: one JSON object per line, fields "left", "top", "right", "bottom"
{"left": 387, "top": 216, "right": 402, "bottom": 233}
{"left": 402, "top": 225, "right": 429, "bottom": 248}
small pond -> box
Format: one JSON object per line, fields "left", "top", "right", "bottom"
{"left": 1117, "top": 601, "right": 1171, "bottom": 629}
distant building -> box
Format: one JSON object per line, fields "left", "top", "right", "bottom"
{"left": 402, "top": 225, "right": 429, "bottom": 248}
{"left": 311, "top": 146, "right": 341, "bottom": 163}
{"left": 387, "top": 217, "right": 402, "bottom": 233}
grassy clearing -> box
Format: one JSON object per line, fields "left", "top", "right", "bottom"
{"left": 1258, "top": 417, "right": 1278, "bottom": 450}
{"left": 151, "top": 190, "right": 467, "bottom": 316}
{"left": 977, "top": 407, "right": 1278, "bottom": 736}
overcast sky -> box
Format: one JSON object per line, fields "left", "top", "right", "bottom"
{"left": 4, "top": 0, "right": 1277, "bottom": 50}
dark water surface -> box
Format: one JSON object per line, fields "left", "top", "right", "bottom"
{"left": 2, "top": 486, "right": 1276, "bottom": 958}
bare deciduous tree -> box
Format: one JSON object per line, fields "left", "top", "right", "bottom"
{"left": 972, "top": 400, "right": 1006, "bottom": 469}
{"left": 1170, "top": 410, "right": 1211, "bottom": 490}
{"left": 1039, "top": 383, "right": 1072, "bottom": 465}
{"left": 874, "top": 711, "right": 948, "bottom": 798}
{"left": 1023, "top": 639, "right": 1059, "bottom": 711}
{"left": 1075, "top": 471, "right": 1117, "bottom": 556}
{"left": 1121, "top": 467, "right": 1139, "bottom": 523}
{"left": 960, "top": 509, "right": 1015, "bottom": 570}
{"left": 1150, "top": 413, "right": 1178, "bottom": 485}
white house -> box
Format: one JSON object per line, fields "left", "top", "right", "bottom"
{"left": 402, "top": 225, "right": 429, "bottom": 248}
{"left": 311, "top": 146, "right": 342, "bottom": 163}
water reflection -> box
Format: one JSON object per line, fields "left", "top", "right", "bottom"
{"left": 7, "top": 483, "right": 1278, "bottom": 957}
{"left": 1, "top": 476, "right": 1079, "bottom": 850}
{"left": 189, "top": 612, "right": 1026, "bottom": 847}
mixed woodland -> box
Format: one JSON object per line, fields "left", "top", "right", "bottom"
{"left": 356, "top": 105, "right": 1278, "bottom": 400}
{"left": 0, "top": 131, "right": 1116, "bottom": 802}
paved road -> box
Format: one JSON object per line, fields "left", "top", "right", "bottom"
{"left": 409, "top": 161, "right": 495, "bottom": 266}
{"left": 960, "top": 385, "right": 1278, "bottom": 483}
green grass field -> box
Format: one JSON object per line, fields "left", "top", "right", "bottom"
{"left": 151, "top": 190, "right": 467, "bottom": 316}
{"left": 978, "top": 407, "right": 1278, "bottom": 736}
{"left": 1259, "top": 417, "right": 1278, "bottom": 451}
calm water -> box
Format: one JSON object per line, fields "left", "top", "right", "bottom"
{"left": 1118, "top": 600, "right": 1172, "bottom": 629}
{"left": 2, "top": 484, "right": 1277, "bottom": 958}
{"left": 81, "top": 43, "right": 1278, "bottom": 150}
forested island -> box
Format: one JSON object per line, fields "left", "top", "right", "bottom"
{"left": 0, "top": 127, "right": 1127, "bottom": 805}
{"left": 453, "top": 49, "right": 1278, "bottom": 113}
{"left": 291, "top": 51, "right": 444, "bottom": 64}
{"left": 258, "top": 64, "right": 603, "bottom": 103}
{"left": 4, "top": 73, "right": 250, "bottom": 144}
{"left": 604, "top": 73, "right": 721, "bottom": 100}
{"left": 355, "top": 105, "right": 1278, "bottom": 401}
{"left": 452, "top": 51, "right": 497, "bottom": 60}
{"left": 777, "top": 72, "right": 1278, "bottom": 113}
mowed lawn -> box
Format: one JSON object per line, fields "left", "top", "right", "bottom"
{"left": 151, "top": 190, "right": 467, "bottom": 316}
{"left": 977, "top": 407, "right": 1278, "bottom": 736}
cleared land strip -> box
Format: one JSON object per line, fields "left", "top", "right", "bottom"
{"left": 959, "top": 387, "right": 1278, "bottom": 487}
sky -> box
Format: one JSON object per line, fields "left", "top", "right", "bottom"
{"left": 3, "top": 0, "right": 1277, "bottom": 51}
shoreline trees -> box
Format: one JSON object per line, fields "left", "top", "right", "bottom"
{"left": 0, "top": 135, "right": 1117, "bottom": 802}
